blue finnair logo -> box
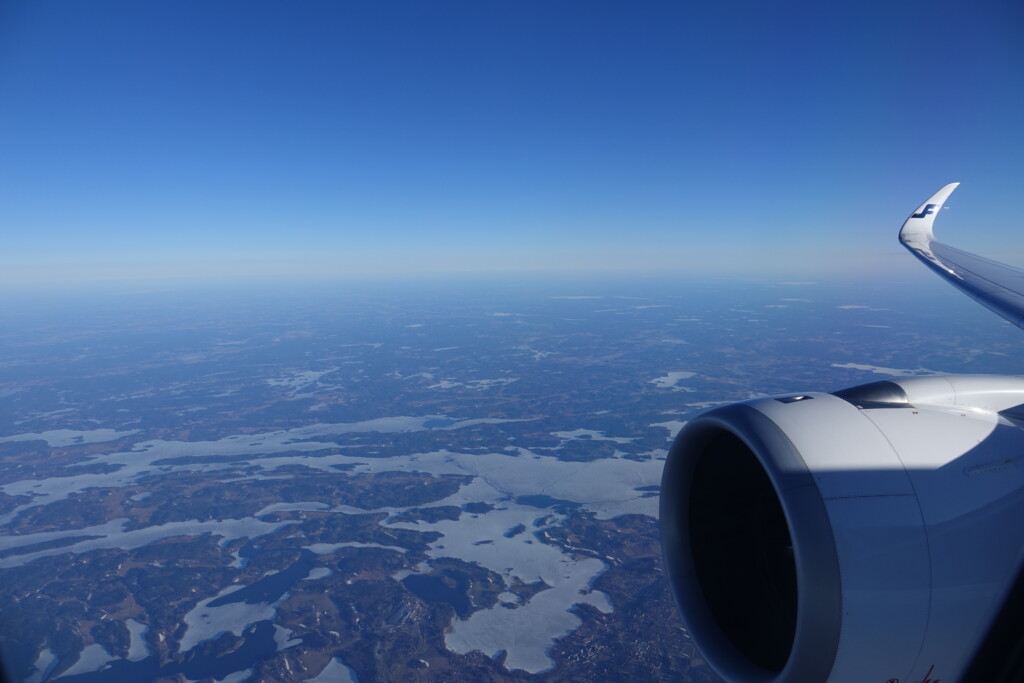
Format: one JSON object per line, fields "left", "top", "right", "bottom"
{"left": 912, "top": 204, "right": 937, "bottom": 219}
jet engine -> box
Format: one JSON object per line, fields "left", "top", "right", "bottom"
{"left": 660, "top": 375, "right": 1024, "bottom": 683}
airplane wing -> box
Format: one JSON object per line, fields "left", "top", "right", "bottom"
{"left": 900, "top": 183, "right": 1024, "bottom": 328}
{"left": 660, "top": 182, "right": 1024, "bottom": 683}
{"left": 900, "top": 183, "right": 1024, "bottom": 683}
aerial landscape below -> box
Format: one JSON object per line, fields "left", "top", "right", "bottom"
{"left": 1, "top": 274, "right": 1021, "bottom": 682}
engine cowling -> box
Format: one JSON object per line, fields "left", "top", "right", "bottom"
{"left": 660, "top": 375, "right": 1024, "bottom": 683}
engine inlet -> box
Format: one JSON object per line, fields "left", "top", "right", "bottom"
{"left": 688, "top": 431, "right": 797, "bottom": 672}
{"left": 662, "top": 403, "right": 842, "bottom": 683}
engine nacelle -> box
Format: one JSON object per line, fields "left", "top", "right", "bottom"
{"left": 660, "top": 375, "right": 1024, "bottom": 683}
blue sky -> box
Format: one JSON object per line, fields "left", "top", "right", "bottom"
{"left": 2, "top": 1, "right": 1022, "bottom": 285}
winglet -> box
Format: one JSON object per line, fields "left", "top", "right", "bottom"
{"left": 899, "top": 182, "right": 960, "bottom": 249}
{"left": 899, "top": 182, "right": 1024, "bottom": 329}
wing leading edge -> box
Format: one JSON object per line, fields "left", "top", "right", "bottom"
{"left": 900, "top": 183, "right": 1024, "bottom": 329}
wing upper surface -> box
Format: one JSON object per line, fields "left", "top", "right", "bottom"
{"left": 900, "top": 183, "right": 1024, "bottom": 329}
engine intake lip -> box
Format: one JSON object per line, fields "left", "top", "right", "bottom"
{"left": 661, "top": 403, "right": 842, "bottom": 683}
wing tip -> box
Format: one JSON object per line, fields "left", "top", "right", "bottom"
{"left": 899, "top": 182, "right": 961, "bottom": 246}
